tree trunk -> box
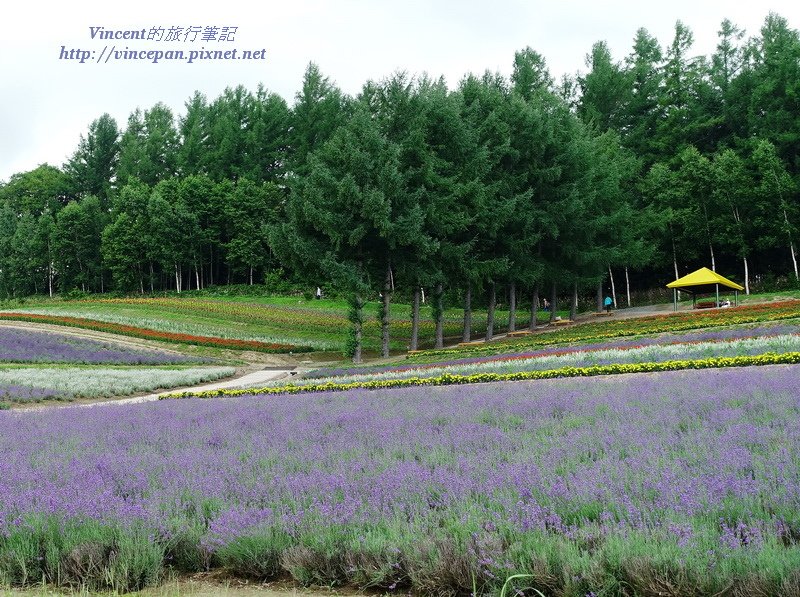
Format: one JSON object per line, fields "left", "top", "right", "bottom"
{"left": 209, "top": 246, "right": 214, "bottom": 286}
{"left": 743, "top": 257, "right": 750, "bottom": 295}
{"left": 485, "top": 282, "right": 496, "bottom": 341}
{"left": 608, "top": 265, "right": 617, "bottom": 308}
{"left": 353, "top": 320, "right": 362, "bottom": 364}
{"left": 381, "top": 262, "right": 391, "bottom": 358}
{"left": 462, "top": 282, "right": 472, "bottom": 343}
{"left": 149, "top": 262, "right": 154, "bottom": 293}
{"left": 570, "top": 281, "right": 578, "bottom": 321}
{"left": 671, "top": 230, "right": 681, "bottom": 300}
{"left": 625, "top": 266, "right": 632, "bottom": 307}
{"left": 596, "top": 280, "right": 603, "bottom": 312}
{"left": 249, "top": 266, "right": 253, "bottom": 286}
{"left": 549, "top": 282, "right": 557, "bottom": 323}
{"left": 410, "top": 287, "right": 420, "bottom": 351}
{"left": 508, "top": 281, "right": 517, "bottom": 332}
{"left": 709, "top": 241, "right": 716, "bottom": 272}
{"left": 174, "top": 263, "right": 181, "bottom": 293}
{"left": 434, "top": 283, "right": 444, "bottom": 349}
{"left": 48, "top": 263, "right": 53, "bottom": 298}
{"left": 196, "top": 266, "right": 200, "bottom": 289}
{"left": 352, "top": 294, "right": 363, "bottom": 364}
{"left": 529, "top": 284, "right": 539, "bottom": 331}
{"left": 703, "top": 203, "right": 716, "bottom": 272}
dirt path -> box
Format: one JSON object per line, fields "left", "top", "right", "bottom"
{"left": 2, "top": 576, "right": 366, "bottom": 596}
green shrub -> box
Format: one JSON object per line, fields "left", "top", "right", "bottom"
{"left": 216, "top": 528, "right": 292, "bottom": 580}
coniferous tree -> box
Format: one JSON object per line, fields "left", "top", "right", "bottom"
{"left": 65, "top": 113, "right": 120, "bottom": 207}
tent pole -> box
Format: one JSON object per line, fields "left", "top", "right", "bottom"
{"left": 716, "top": 284, "right": 719, "bottom": 308}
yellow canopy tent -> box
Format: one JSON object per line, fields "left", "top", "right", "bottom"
{"left": 666, "top": 267, "right": 744, "bottom": 311}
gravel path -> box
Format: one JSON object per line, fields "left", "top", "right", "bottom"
{"left": 100, "top": 368, "right": 295, "bottom": 406}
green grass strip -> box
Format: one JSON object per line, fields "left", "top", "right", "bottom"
{"left": 162, "top": 351, "right": 800, "bottom": 400}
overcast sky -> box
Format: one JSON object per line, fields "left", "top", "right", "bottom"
{"left": 2, "top": 0, "right": 799, "bottom": 182}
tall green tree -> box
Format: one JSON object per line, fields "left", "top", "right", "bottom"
{"left": 712, "top": 148, "right": 755, "bottom": 292}
{"left": 102, "top": 180, "right": 151, "bottom": 291}
{"left": 225, "top": 179, "right": 282, "bottom": 284}
{"left": 289, "top": 63, "right": 348, "bottom": 179}
{"left": 178, "top": 92, "right": 209, "bottom": 176}
{"left": 620, "top": 28, "right": 663, "bottom": 165}
{"left": 0, "top": 165, "right": 73, "bottom": 215}
{"left": 748, "top": 13, "right": 800, "bottom": 170}
{"left": 577, "top": 41, "right": 628, "bottom": 132}
{"left": 65, "top": 113, "right": 120, "bottom": 207}
{"left": 273, "top": 102, "right": 416, "bottom": 361}
{"left": 752, "top": 138, "right": 799, "bottom": 279}
{"left": 117, "top": 104, "right": 179, "bottom": 186}
{"left": 53, "top": 196, "right": 104, "bottom": 292}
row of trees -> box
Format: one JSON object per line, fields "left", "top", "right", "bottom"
{"left": 1, "top": 13, "right": 799, "bottom": 360}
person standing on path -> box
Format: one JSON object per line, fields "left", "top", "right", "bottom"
{"left": 604, "top": 295, "right": 613, "bottom": 313}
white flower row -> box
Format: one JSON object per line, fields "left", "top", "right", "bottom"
{"left": 0, "top": 366, "right": 235, "bottom": 400}
{"left": 257, "top": 334, "right": 800, "bottom": 388}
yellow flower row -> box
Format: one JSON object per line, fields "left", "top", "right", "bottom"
{"left": 161, "top": 352, "right": 800, "bottom": 400}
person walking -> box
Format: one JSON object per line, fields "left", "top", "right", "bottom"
{"left": 604, "top": 295, "right": 613, "bottom": 313}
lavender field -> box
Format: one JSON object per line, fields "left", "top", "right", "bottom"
{"left": 2, "top": 365, "right": 799, "bottom": 594}
{"left": 268, "top": 332, "right": 800, "bottom": 389}
{"left": 308, "top": 321, "right": 800, "bottom": 379}
{"left": 0, "top": 327, "right": 204, "bottom": 365}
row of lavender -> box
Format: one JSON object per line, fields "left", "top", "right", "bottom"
{"left": 276, "top": 322, "right": 800, "bottom": 390}
{"left": 307, "top": 321, "right": 800, "bottom": 378}
{"left": 0, "top": 366, "right": 235, "bottom": 405}
{"left": 0, "top": 327, "right": 203, "bottom": 365}
{"left": 2, "top": 366, "right": 799, "bottom": 594}
{"left": 0, "top": 326, "right": 223, "bottom": 405}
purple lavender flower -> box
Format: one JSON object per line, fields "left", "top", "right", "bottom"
{"left": 0, "top": 326, "right": 206, "bottom": 365}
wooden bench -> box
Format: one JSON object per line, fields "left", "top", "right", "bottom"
{"left": 592, "top": 311, "right": 614, "bottom": 317}
{"left": 457, "top": 341, "right": 485, "bottom": 347}
{"left": 507, "top": 330, "right": 531, "bottom": 337}
{"left": 550, "top": 319, "right": 572, "bottom": 326}
{"left": 695, "top": 301, "right": 717, "bottom": 309}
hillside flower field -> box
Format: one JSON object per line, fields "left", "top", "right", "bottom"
{"left": 286, "top": 332, "right": 800, "bottom": 388}
{"left": 408, "top": 300, "right": 800, "bottom": 361}
{"left": 0, "top": 327, "right": 207, "bottom": 365}
{"left": 0, "top": 296, "right": 542, "bottom": 354}
{"left": 0, "top": 312, "right": 310, "bottom": 354}
{"left": 1, "top": 366, "right": 799, "bottom": 594}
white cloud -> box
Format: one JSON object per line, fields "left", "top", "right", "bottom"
{"left": 2, "top": 0, "right": 798, "bottom": 181}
